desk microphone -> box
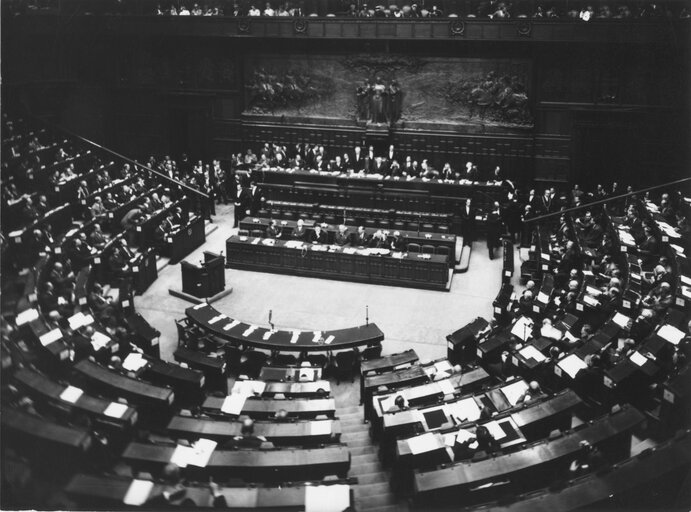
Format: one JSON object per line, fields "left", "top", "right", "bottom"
{"left": 366, "top": 305, "right": 369, "bottom": 326}
{"left": 269, "top": 309, "right": 274, "bottom": 331}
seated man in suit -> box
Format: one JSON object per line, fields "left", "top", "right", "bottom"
{"left": 292, "top": 219, "right": 308, "bottom": 241}
{"left": 309, "top": 223, "right": 329, "bottom": 244}
{"left": 390, "top": 231, "right": 405, "bottom": 251}
{"left": 265, "top": 219, "right": 282, "bottom": 239}
{"left": 352, "top": 226, "right": 370, "bottom": 247}
{"left": 89, "top": 223, "right": 109, "bottom": 249}
{"left": 334, "top": 224, "right": 350, "bottom": 246}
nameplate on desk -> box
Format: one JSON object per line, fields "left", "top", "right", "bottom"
{"left": 223, "top": 320, "right": 241, "bottom": 331}
{"left": 39, "top": 328, "right": 63, "bottom": 347}
{"left": 59, "top": 385, "right": 84, "bottom": 404}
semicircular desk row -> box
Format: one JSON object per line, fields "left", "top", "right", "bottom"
{"left": 185, "top": 303, "right": 384, "bottom": 352}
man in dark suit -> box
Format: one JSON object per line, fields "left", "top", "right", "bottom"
{"left": 248, "top": 181, "right": 263, "bottom": 215}
{"left": 385, "top": 144, "right": 398, "bottom": 164}
{"left": 486, "top": 202, "right": 503, "bottom": 260}
{"left": 352, "top": 146, "right": 365, "bottom": 173}
{"left": 309, "top": 224, "right": 329, "bottom": 244}
{"left": 460, "top": 198, "right": 476, "bottom": 247}
{"left": 352, "top": 226, "right": 370, "bottom": 247}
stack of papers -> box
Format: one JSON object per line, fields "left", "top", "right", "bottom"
{"left": 123, "top": 480, "right": 154, "bottom": 506}
{"left": 221, "top": 394, "right": 247, "bottom": 415}
{"left": 39, "top": 328, "right": 63, "bottom": 347}
{"left": 122, "top": 352, "right": 149, "bottom": 372}
{"left": 558, "top": 354, "right": 588, "bottom": 379}
{"left": 657, "top": 324, "right": 685, "bottom": 345}
{"left": 104, "top": 402, "right": 129, "bottom": 419}
{"left": 90, "top": 331, "right": 111, "bottom": 351}
{"left": 59, "top": 385, "right": 84, "bottom": 404}
{"left": 519, "top": 345, "right": 547, "bottom": 363}
{"left": 16, "top": 308, "right": 39, "bottom": 326}
{"left": 612, "top": 312, "right": 632, "bottom": 329}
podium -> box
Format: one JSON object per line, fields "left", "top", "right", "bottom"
{"left": 171, "top": 251, "right": 232, "bottom": 304}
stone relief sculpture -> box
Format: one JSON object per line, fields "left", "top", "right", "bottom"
{"left": 355, "top": 76, "right": 403, "bottom": 125}
{"left": 245, "top": 69, "right": 335, "bottom": 113}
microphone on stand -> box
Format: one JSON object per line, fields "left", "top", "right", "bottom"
{"left": 366, "top": 305, "right": 369, "bottom": 326}
{"left": 269, "top": 309, "right": 274, "bottom": 331}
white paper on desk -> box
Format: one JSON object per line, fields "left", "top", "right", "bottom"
{"left": 122, "top": 353, "right": 148, "bottom": 372}
{"left": 520, "top": 345, "right": 547, "bottom": 363}
{"left": 670, "top": 243, "right": 685, "bottom": 255}
{"left": 322, "top": 335, "right": 335, "bottom": 345}
{"left": 192, "top": 303, "right": 207, "bottom": 310}
{"left": 455, "top": 428, "right": 475, "bottom": 445}
{"left": 59, "top": 385, "right": 84, "bottom": 404}
{"left": 123, "top": 479, "right": 154, "bottom": 506}
{"left": 586, "top": 286, "right": 601, "bottom": 296}
{"left": 104, "top": 402, "right": 129, "bottom": 419}
{"left": 483, "top": 420, "right": 509, "bottom": 441}
{"left": 511, "top": 317, "right": 534, "bottom": 342}
{"left": 448, "top": 397, "right": 481, "bottom": 423}
{"left": 438, "top": 378, "right": 455, "bottom": 396}
{"left": 221, "top": 393, "right": 246, "bottom": 415}
{"left": 563, "top": 331, "right": 578, "bottom": 343}
{"left": 501, "top": 379, "right": 530, "bottom": 406}
{"left": 310, "top": 420, "right": 332, "bottom": 436}
{"left": 682, "top": 286, "right": 691, "bottom": 299}
{"left": 312, "top": 331, "right": 323, "bottom": 343}
{"left": 434, "top": 360, "right": 453, "bottom": 374}
{"left": 39, "top": 328, "right": 62, "bottom": 347}
{"left": 208, "top": 314, "right": 227, "bottom": 325}
{"left": 91, "top": 331, "right": 111, "bottom": 351}
{"left": 630, "top": 351, "right": 649, "bottom": 367}
{"left": 262, "top": 330, "right": 275, "bottom": 341}
{"left": 233, "top": 380, "right": 266, "bottom": 396}
{"left": 223, "top": 320, "right": 240, "bottom": 331}
{"left": 242, "top": 325, "right": 258, "bottom": 337}
{"left": 290, "top": 330, "right": 301, "bottom": 344}
{"left": 612, "top": 312, "right": 632, "bottom": 329}
{"left": 443, "top": 433, "right": 457, "bottom": 447}
{"left": 657, "top": 324, "right": 685, "bottom": 345}
{"left": 541, "top": 325, "right": 563, "bottom": 341}
{"left": 583, "top": 269, "right": 594, "bottom": 277}
{"left": 16, "top": 308, "right": 39, "bottom": 326}
{"left": 680, "top": 275, "right": 691, "bottom": 286}
{"left": 305, "top": 484, "right": 350, "bottom": 512}
{"left": 408, "top": 432, "right": 439, "bottom": 455}
{"left": 583, "top": 294, "right": 599, "bottom": 307}
{"left": 537, "top": 291, "right": 549, "bottom": 304}
{"left": 169, "top": 444, "right": 194, "bottom": 468}
{"left": 558, "top": 354, "right": 588, "bottom": 379}
{"left": 378, "top": 395, "right": 398, "bottom": 413}
{"left": 68, "top": 312, "right": 87, "bottom": 330}
{"left": 187, "top": 438, "right": 217, "bottom": 468}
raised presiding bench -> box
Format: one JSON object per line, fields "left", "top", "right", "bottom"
{"left": 122, "top": 442, "right": 351, "bottom": 481}
{"left": 186, "top": 302, "right": 384, "bottom": 352}
{"left": 226, "top": 235, "right": 451, "bottom": 291}
{"left": 413, "top": 405, "right": 644, "bottom": 505}
{"left": 166, "top": 416, "right": 341, "bottom": 445}
{"left": 203, "top": 395, "right": 336, "bottom": 420}
{"left": 66, "top": 473, "right": 354, "bottom": 510}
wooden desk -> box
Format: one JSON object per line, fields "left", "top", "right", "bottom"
{"left": 173, "top": 346, "right": 227, "bottom": 393}
{"left": 186, "top": 302, "right": 384, "bottom": 352}
{"left": 259, "top": 365, "right": 322, "bottom": 382}
{"left": 202, "top": 395, "right": 336, "bottom": 420}
{"left": 413, "top": 406, "right": 644, "bottom": 505}
{"left": 163, "top": 215, "right": 206, "bottom": 264}
{"left": 66, "top": 473, "right": 354, "bottom": 511}
{"left": 166, "top": 416, "right": 341, "bottom": 445}
{"left": 234, "top": 379, "right": 332, "bottom": 398}
{"left": 72, "top": 359, "right": 174, "bottom": 418}
{"left": 2, "top": 407, "right": 92, "bottom": 464}
{"left": 122, "top": 442, "right": 351, "bottom": 480}
{"left": 226, "top": 235, "right": 451, "bottom": 291}
{"left": 13, "top": 367, "right": 138, "bottom": 430}
{"left": 361, "top": 349, "right": 420, "bottom": 376}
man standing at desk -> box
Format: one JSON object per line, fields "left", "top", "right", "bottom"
{"left": 460, "top": 198, "right": 476, "bottom": 247}
{"left": 266, "top": 220, "right": 282, "bottom": 239}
